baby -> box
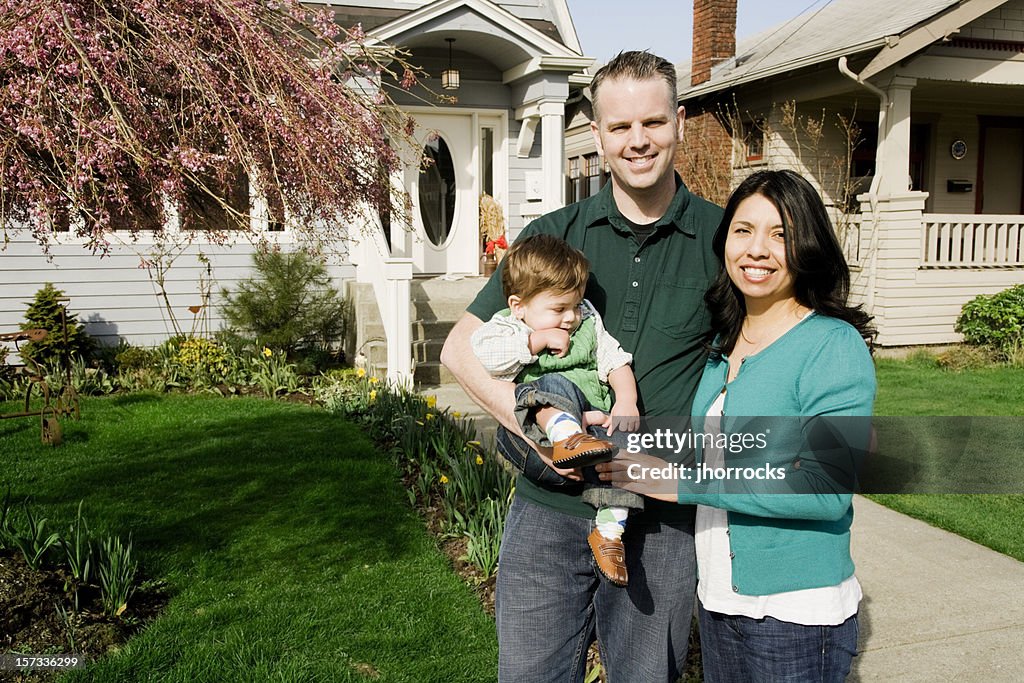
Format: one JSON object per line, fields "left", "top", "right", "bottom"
{"left": 471, "top": 234, "right": 643, "bottom": 586}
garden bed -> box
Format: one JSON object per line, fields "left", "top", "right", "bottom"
{"left": 0, "top": 551, "right": 167, "bottom": 682}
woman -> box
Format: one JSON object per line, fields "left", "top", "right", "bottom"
{"left": 599, "top": 169, "right": 875, "bottom": 682}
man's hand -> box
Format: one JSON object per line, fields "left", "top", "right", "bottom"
{"left": 532, "top": 439, "right": 583, "bottom": 481}
{"left": 529, "top": 328, "right": 571, "bottom": 357}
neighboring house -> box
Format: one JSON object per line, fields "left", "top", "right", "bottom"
{"left": 681, "top": 0, "right": 1024, "bottom": 346}
{"left": 0, "top": 0, "right": 592, "bottom": 381}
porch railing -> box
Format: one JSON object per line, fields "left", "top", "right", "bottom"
{"left": 922, "top": 214, "right": 1024, "bottom": 268}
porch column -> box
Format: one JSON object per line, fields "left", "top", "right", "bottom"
{"left": 856, "top": 191, "right": 928, "bottom": 346}
{"left": 539, "top": 100, "right": 566, "bottom": 211}
{"left": 876, "top": 75, "right": 917, "bottom": 196}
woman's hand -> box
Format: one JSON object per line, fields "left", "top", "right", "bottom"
{"left": 595, "top": 452, "right": 679, "bottom": 502}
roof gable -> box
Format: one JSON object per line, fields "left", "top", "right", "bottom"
{"left": 309, "top": 1, "right": 580, "bottom": 52}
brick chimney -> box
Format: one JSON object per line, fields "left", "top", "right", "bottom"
{"left": 691, "top": 0, "right": 737, "bottom": 87}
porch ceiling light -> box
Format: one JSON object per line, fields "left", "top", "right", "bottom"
{"left": 442, "top": 38, "right": 460, "bottom": 91}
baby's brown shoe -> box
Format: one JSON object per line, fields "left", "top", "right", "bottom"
{"left": 588, "top": 528, "right": 628, "bottom": 586}
{"left": 551, "top": 433, "right": 617, "bottom": 468}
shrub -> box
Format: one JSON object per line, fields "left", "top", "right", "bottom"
{"left": 115, "top": 345, "right": 157, "bottom": 372}
{"left": 19, "top": 283, "right": 94, "bottom": 369}
{"left": 955, "top": 284, "right": 1024, "bottom": 356}
{"left": 220, "top": 251, "right": 351, "bottom": 355}
{"left": 174, "top": 337, "right": 230, "bottom": 388}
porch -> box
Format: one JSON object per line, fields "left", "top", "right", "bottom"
{"left": 845, "top": 200, "right": 1024, "bottom": 346}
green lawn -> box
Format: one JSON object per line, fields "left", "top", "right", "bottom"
{"left": 1, "top": 394, "right": 496, "bottom": 682}
{"left": 874, "top": 355, "right": 1024, "bottom": 416}
{"left": 871, "top": 357, "right": 1024, "bottom": 562}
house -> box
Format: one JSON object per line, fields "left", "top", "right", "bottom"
{"left": 0, "top": 0, "right": 592, "bottom": 382}
{"left": 681, "top": 0, "right": 1024, "bottom": 346}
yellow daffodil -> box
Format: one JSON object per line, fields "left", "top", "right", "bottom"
{"left": 369, "top": 376, "right": 379, "bottom": 384}
{"left": 425, "top": 395, "right": 437, "bottom": 409}
{"left": 475, "top": 454, "right": 484, "bottom": 465}
{"left": 369, "top": 390, "right": 377, "bottom": 402}
{"left": 468, "top": 441, "right": 481, "bottom": 446}
{"left": 356, "top": 367, "right": 366, "bottom": 378}
{"left": 262, "top": 347, "right": 272, "bottom": 358}
{"left": 452, "top": 411, "right": 461, "bottom": 419}
{"left": 440, "top": 475, "right": 449, "bottom": 485}
{"left": 425, "top": 413, "right": 435, "bottom": 421}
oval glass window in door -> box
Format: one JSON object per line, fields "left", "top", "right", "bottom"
{"left": 419, "top": 136, "right": 456, "bottom": 246}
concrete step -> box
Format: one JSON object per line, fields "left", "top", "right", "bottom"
{"left": 411, "top": 338, "right": 446, "bottom": 363}
{"left": 351, "top": 276, "right": 489, "bottom": 379}
{"left": 362, "top": 320, "right": 457, "bottom": 345}
{"left": 411, "top": 277, "right": 489, "bottom": 301}
{"left": 411, "top": 298, "right": 476, "bottom": 323}
{"left": 413, "top": 360, "right": 458, "bottom": 386}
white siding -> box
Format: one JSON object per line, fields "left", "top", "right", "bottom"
{"left": 1, "top": 232, "right": 355, "bottom": 348}
{"left": 929, "top": 111, "right": 980, "bottom": 214}
{"left": 507, "top": 116, "right": 544, "bottom": 238}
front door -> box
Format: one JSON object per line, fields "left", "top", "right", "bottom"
{"left": 408, "top": 112, "right": 477, "bottom": 275}
{"left": 979, "top": 118, "right": 1024, "bottom": 214}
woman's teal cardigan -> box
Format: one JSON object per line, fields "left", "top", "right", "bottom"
{"left": 682, "top": 313, "right": 876, "bottom": 595}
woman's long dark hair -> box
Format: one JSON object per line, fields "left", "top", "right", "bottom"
{"left": 706, "top": 169, "right": 875, "bottom": 359}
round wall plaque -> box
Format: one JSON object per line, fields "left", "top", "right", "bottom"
{"left": 951, "top": 139, "right": 967, "bottom": 160}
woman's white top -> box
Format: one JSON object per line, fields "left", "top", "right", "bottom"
{"left": 695, "top": 390, "right": 862, "bottom": 625}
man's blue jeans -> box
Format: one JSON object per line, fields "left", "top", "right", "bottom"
{"left": 698, "top": 604, "right": 858, "bottom": 682}
{"left": 494, "top": 374, "right": 696, "bottom": 682}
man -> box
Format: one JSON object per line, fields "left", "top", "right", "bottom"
{"left": 440, "top": 51, "right": 722, "bottom": 682}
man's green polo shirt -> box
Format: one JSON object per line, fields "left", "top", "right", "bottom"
{"left": 467, "top": 177, "right": 723, "bottom": 521}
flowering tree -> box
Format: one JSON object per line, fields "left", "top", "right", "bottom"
{"left": 0, "top": 0, "right": 419, "bottom": 253}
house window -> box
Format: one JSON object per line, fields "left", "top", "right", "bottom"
{"left": 566, "top": 157, "right": 581, "bottom": 204}
{"left": 480, "top": 127, "right": 494, "bottom": 197}
{"left": 745, "top": 119, "right": 765, "bottom": 163}
{"left": 179, "top": 165, "right": 251, "bottom": 231}
{"left": 909, "top": 123, "right": 930, "bottom": 194}
{"left": 851, "top": 123, "right": 878, "bottom": 182}
{"left": 419, "top": 135, "right": 456, "bottom": 247}
{"left": 266, "top": 190, "right": 286, "bottom": 233}
{"left": 584, "top": 153, "right": 604, "bottom": 198}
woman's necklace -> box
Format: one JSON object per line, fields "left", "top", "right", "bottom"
{"left": 738, "top": 303, "right": 808, "bottom": 358}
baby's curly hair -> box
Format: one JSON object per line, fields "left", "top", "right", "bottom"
{"left": 501, "top": 234, "right": 589, "bottom": 302}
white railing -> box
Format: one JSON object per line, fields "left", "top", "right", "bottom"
{"left": 922, "top": 214, "right": 1024, "bottom": 267}
{"left": 350, "top": 221, "right": 413, "bottom": 386}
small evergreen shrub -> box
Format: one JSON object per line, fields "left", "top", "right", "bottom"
{"left": 955, "top": 284, "right": 1024, "bottom": 356}
{"left": 220, "top": 251, "right": 351, "bottom": 355}
{"left": 19, "top": 283, "right": 94, "bottom": 369}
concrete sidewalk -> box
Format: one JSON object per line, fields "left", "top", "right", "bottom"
{"left": 424, "top": 383, "right": 1024, "bottom": 681}
{"left": 850, "top": 496, "right": 1024, "bottom": 681}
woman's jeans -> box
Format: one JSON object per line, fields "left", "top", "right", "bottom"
{"left": 698, "top": 603, "right": 859, "bottom": 682}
